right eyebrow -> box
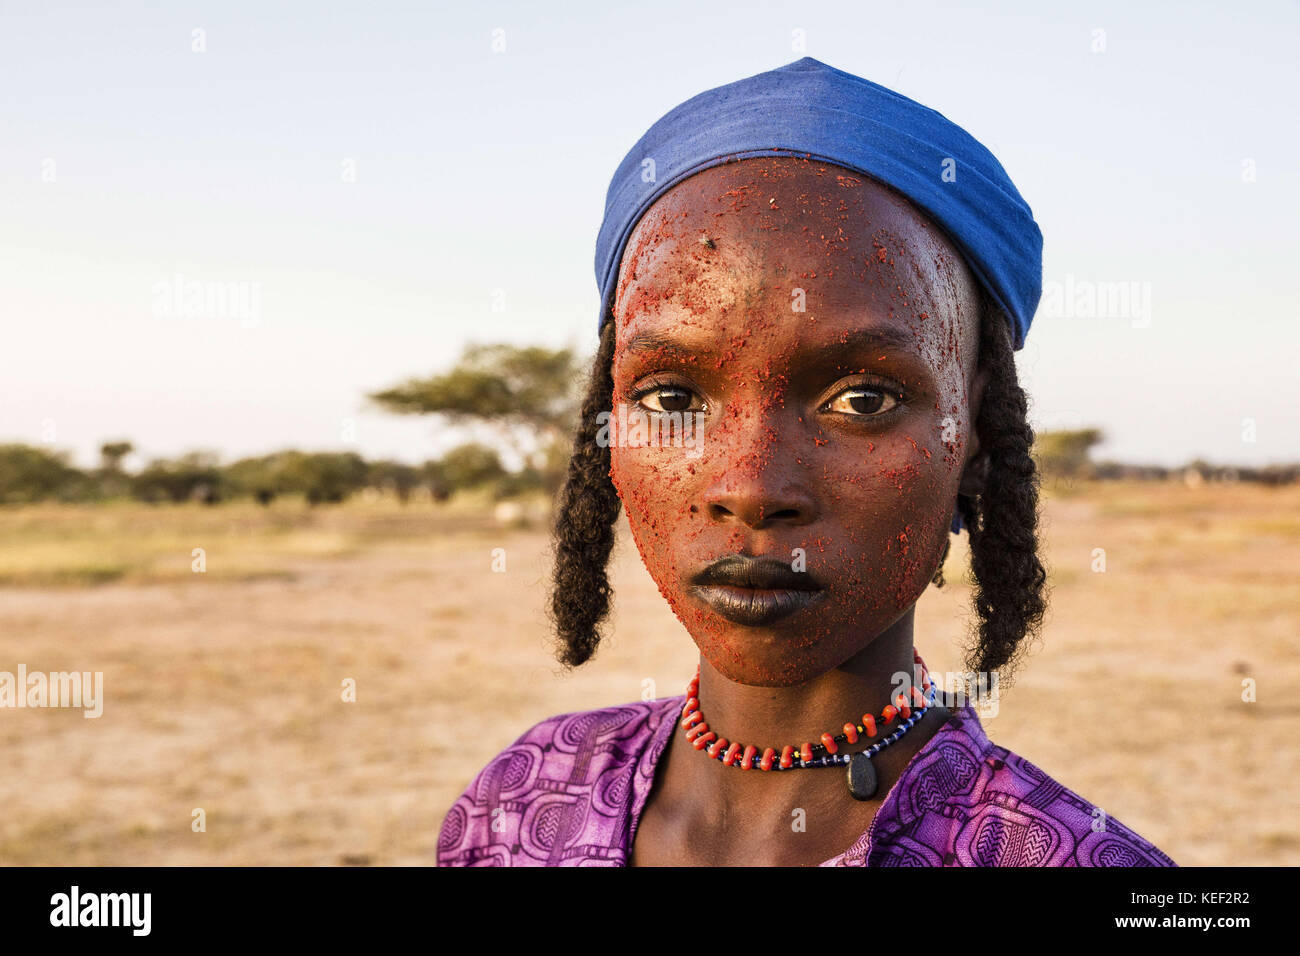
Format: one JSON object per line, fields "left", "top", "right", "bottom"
{"left": 622, "top": 330, "right": 699, "bottom": 360}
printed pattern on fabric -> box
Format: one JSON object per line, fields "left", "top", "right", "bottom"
{"left": 437, "top": 696, "right": 1177, "bottom": 867}
{"left": 828, "top": 710, "right": 1177, "bottom": 867}
{"left": 437, "top": 703, "right": 667, "bottom": 866}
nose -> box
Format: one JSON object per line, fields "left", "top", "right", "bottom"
{"left": 702, "top": 452, "right": 818, "bottom": 530}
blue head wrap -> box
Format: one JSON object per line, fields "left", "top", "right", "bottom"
{"left": 594, "top": 57, "right": 1043, "bottom": 533}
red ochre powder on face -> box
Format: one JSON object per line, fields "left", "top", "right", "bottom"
{"left": 607, "top": 156, "right": 973, "bottom": 686}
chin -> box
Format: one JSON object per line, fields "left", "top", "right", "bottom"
{"left": 703, "top": 650, "right": 839, "bottom": 688}
{"left": 683, "top": 617, "right": 856, "bottom": 687}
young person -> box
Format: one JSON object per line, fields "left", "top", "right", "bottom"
{"left": 437, "top": 57, "right": 1177, "bottom": 867}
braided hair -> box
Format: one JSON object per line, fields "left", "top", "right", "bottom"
{"left": 547, "top": 287, "right": 1048, "bottom": 682}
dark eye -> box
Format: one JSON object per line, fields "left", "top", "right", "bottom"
{"left": 637, "top": 386, "right": 703, "bottom": 414}
{"left": 823, "top": 386, "right": 900, "bottom": 417}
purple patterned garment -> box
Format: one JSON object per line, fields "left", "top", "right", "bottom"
{"left": 437, "top": 695, "right": 1177, "bottom": 867}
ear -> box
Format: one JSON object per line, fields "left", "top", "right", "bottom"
{"left": 958, "top": 363, "right": 991, "bottom": 498}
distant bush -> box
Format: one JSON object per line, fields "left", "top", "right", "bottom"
{"left": 133, "top": 452, "right": 224, "bottom": 504}
{"left": 366, "top": 460, "right": 423, "bottom": 503}
{"left": 221, "top": 450, "right": 369, "bottom": 504}
{"left": 0, "top": 444, "right": 85, "bottom": 504}
{"left": 437, "top": 443, "right": 506, "bottom": 492}
{"left": 1032, "top": 428, "right": 1104, "bottom": 477}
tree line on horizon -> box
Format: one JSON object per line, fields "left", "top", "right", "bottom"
{"left": 0, "top": 441, "right": 529, "bottom": 506}
{"left": 2, "top": 343, "right": 1295, "bottom": 506}
{"left": 0, "top": 341, "right": 583, "bottom": 507}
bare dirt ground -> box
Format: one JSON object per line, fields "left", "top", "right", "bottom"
{"left": 1, "top": 480, "right": 1296, "bottom": 865}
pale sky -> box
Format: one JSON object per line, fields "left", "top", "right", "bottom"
{"left": 2, "top": 0, "right": 1296, "bottom": 471}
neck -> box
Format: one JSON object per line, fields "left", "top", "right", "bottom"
{"left": 673, "top": 609, "right": 936, "bottom": 811}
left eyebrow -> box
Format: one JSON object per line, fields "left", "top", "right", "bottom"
{"left": 811, "top": 325, "right": 921, "bottom": 360}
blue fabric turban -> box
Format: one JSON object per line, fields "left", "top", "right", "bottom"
{"left": 594, "top": 56, "right": 1043, "bottom": 534}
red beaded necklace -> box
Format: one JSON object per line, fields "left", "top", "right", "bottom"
{"left": 679, "top": 648, "right": 938, "bottom": 799}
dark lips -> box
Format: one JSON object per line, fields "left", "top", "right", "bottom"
{"left": 689, "top": 554, "right": 826, "bottom": 627}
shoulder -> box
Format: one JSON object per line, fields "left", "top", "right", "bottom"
{"left": 436, "top": 695, "right": 682, "bottom": 866}
{"left": 865, "top": 706, "right": 1178, "bottom": 867}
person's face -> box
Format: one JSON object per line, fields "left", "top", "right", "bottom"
{"left": 608, "top": 157, "right": 986, "bottom": 687}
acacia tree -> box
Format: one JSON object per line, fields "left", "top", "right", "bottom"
{"left": 100, "top": 441, "right": 134, "bottom": 473}
{"left": 369, "top": 343, "right": 584, "bottom": 495}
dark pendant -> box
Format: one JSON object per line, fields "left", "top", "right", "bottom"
{"left": 847, "top": 751, "right": 878, "bottom": 800}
